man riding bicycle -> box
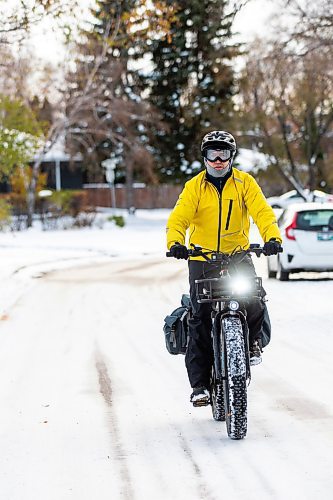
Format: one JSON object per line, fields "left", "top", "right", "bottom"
{"left": 166, "top": 131, "right": 282, "bottom": 407}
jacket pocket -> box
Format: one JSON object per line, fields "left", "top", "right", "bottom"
{"left": 225, "top": 199, "right": 233, "bottom": 230}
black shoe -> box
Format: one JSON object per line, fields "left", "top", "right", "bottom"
{"left": 250, "top": 340, "right": 262, "bottom": 366}
{"left": 190, "top": 386, "right": 210, "bottom": 407}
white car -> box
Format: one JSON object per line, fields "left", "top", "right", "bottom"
{"left": 267, "top": 189, "right": 333, "bottom": 209}
{"left": 267, "top": 203, "right": 333, "bottom": 280}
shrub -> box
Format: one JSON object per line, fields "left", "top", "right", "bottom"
{"left": 50, "top": 190, "right": 89, "bottom": 217}
{"left": 40, "top": 191, "right": 97, "bottom": 230}
{"left": 107, "top": 215, "right": 125, "bottom": 227}
{"left": 0, "top": 198, "right": 11, "bottom": 230}
{"left": 9, "top": 168, "right": 48, "bottom": 215}
{"left": 72, "top": 210, "right": 97, "bottom": 228}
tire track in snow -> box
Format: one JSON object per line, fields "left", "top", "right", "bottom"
{"left": 111, "top": 260, "right": 165, "bottom": 274}
{"left": 47, "top": 258, "right": 185, "bottom": 286}
{"left": 95, "top": 349, "right": 134, "bottom": 500}
{"left": 177, "top": 433, "right": 217, "bottom": 500}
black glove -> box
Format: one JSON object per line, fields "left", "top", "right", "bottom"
{"left": 169, "top": 243, "right": 189, "bottom": 260}
{"left": 263, "top": 238, "right": 282, "bottom": 256}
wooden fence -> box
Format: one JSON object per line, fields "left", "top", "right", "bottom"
{"left": 83, "top": 184, "right": 183, "bottom": 209}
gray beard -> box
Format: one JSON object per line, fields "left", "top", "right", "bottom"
{"left": 205, "top": 159, "right": 231, "bottom": 178}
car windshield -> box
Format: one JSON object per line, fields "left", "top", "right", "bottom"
{"left": 296, "top": 210, "right": 333, "bottom": 231}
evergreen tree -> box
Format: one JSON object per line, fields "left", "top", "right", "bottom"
{"left": 142, "top": 0, "right": 239, "bottom": 182}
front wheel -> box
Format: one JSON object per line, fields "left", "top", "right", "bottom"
{"left": 221, "top": 316, "right": 247, "bottom": 440}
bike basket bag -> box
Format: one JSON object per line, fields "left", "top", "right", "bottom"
{"left": 163, "top": 294, "right": 191, "bottom": 355}
{"left": 261, "top": 304, "right": 271, "bottom": 348}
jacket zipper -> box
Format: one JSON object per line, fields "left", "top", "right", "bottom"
{"left": 225, "top": 200, "right": 233, "bottom": 231}
{"left": 209, "top": 181, "right": 224, "bottom": 252}
{"left": 217, "top": 192, "right": 222, "bottom": 252}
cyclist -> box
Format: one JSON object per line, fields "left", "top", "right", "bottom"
{"left": 166, "top": 130, "right": 282, "bottom": 406}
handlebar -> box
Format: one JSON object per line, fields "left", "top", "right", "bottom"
{"left": 166, "top": 243, "right": 283, "bottom": 261}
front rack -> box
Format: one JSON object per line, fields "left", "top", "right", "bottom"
{"left": 195, "top": 276, "right": 263, "bottom": 303}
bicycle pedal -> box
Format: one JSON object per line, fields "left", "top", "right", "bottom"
{"left": 250, "top": 357, "right": 262, "bottom": 366}
{"left": 192, "top": 398, "right": 210, "bottom": 407}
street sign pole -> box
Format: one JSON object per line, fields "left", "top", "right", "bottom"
{"left": 101, "top": 159, "right": 117, "bottom": 212}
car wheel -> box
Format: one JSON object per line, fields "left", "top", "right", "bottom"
{"left": 267, "top": 259, "right": 277, "bottom": 279}
{"left": 277, "top": 257, "right": 289, "bottom": 281}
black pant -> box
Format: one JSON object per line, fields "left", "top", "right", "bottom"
{"left": 185, "top": 255, "right": 269, "bottom": 389}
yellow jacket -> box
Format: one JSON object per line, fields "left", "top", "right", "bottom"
{"left": 166, "top": 168, "right": 282, "bottom": 259}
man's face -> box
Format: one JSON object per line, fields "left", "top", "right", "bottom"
{"left": 204, "top": 148, "right": 232, "bottom": 172}
{"left": 206, "top": 157, "right": 230, "bottom": 172}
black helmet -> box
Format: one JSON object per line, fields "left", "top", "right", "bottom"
{"left": 201, "top": 130, "right": 237, "bottom": 154}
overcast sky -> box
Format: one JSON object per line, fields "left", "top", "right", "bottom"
{"left": 28, "top": 0, "right": 277, "bottom": 63}
{"left": 233, "top": 0, "right": 276, "bottom": 41}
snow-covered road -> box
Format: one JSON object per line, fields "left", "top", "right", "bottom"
{"left": 0, "top": 254, "right": 332, "bottom": 500}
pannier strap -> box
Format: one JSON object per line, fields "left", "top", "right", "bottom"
{"left": 164, "top": 315, "right": 180, "bottom": 328}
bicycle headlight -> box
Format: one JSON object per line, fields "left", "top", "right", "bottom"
{"left": 231, "top": 277, "right": 252, "bottom": 294}
{"left": 229, "top": 300, "right": 239, "bottom": 311}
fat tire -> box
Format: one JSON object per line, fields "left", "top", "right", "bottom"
{"left": 221, "top": 316, "right": 247, "bottom": 440}
{"left": 210, "top": 368, "right": 225, "bottom": 421}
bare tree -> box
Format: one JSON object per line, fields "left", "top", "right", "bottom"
{"left": 0, "top": 0, "right": 77, "bottom": 41}
{"left": 26, "top": 13, "right": 163, "bottom": 224}
{"left": 239, "top": 38, "right": 333, "bottom": 195}
{"left": 65, "top": 54, "right": 162, "bottom": 207}
{"left": 279, "top": 0, "right": 333, "bottom": 54}
{"left": 64, "top": 1, "right": 171, "bottom": 210}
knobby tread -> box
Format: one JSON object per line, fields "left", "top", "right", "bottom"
{"left": 211, "top": 379, "right": 225, "bottom": 421}
{"left": 221, "top": 316, "right": 247, "bottom": 440}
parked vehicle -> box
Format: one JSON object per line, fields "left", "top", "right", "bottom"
{"left": 267, "top": 203, "right": 333, "bottom": 280}
{"left": 267, "top": 189, "right": 333, "bottom": 209}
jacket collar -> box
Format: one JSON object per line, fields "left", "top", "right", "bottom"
{"left": 205, "top": 167, "right": 233, "bottom": 185}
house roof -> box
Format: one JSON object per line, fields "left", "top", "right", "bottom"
{"left": 35, "top": 137, "right": 83, "bottom": 162}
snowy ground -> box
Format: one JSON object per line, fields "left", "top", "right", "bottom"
{"left": 0, "top": 210, "right": 333, "bottom": 500}
{"left": 0, "top": 210, "right": 167, "bottom": 316}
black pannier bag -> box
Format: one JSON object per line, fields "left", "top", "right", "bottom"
{"left": 163, "top": 294, "right": 191, "bottom": 355}
{"left": 261, "top": 304, "right": 271, "bottom": 348}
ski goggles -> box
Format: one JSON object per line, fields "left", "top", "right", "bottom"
{"left": 203, "top": 149, "right": 233, "bottom": 162}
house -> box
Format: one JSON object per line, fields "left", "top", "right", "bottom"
{"left": 38, "top": 140, "right": 84, "bottom": 190}
{"left": 0, "top": 139, "right": 85, "bottom": 193}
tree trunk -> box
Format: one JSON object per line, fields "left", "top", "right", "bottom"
{"left": 26, "top": 158, "right": 42, "bottom": 227}
{"left": 26, "top": 188, "right": 35, "bottom": 228}
{"left": 126, "top": 163, "right": 134, "bottom": 210}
